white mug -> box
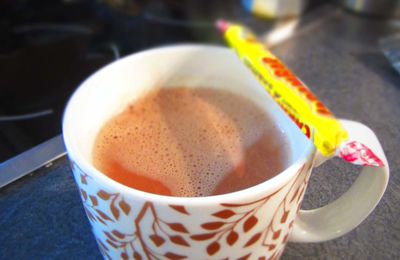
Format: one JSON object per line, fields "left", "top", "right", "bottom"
{"left": 63, "top": 45, "right": 389, "bottom": 259}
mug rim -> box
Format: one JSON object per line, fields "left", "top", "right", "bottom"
{"left": 62, "top": 44, "right": 315, "bottom": 205}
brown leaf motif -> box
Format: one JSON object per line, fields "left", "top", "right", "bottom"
{"left": 220, "top": 203, "right": 247, "bottom": 208}
{"left": 201, "top": 221, "right": 225, "bottom": 230}
{"left": 119, "top": 199, "right": 131, "bottom": 215}
{"left": 80, "top": 189, "right": 87, "bottom": 201}
{"left": 212, "top": 209, "right": 235, "bottom": 219}
{"left": 95, "top": 209, "right": 113, "bottom": 222}
{"left": 226, "top": 230, "right": 239, "bottom": 246}
{"left": 207, "top": 241, "right": 220, "bottom": 256}
{"left": 272, "top": 230, "right": 281, "bottom": 240}
{"left": 89, "top": 195, "right": 98, "bottom": 206}
{"left": 167, "top": 223, "right": 189, "bottom": 233}
{"left": 150, "top": 234, "right": 165, "bottom": 247}
{"left": 243, "top": 215, "right": 258, "bottom": 232}
{"left": 104, "top": 231, "right": 117, "bottom": 242}
{"left": 110, "top": 204, "right": 120, "bottom": 220}
{"left": 237, "top": 253, "right": 252, "bottom": 260}
{"left": 169, "top": 235, "right": 190, "bottom": 247}
{"left": 96, "top": 216, "right": 107, "bottom": 225}
{"left": 111, "top": 230, "right": 125, "bottom": 239}
{"left": 80, "top": 174, "right": 87, "bottom": 185}
{"left": 190, "top": 233, "right": 216, "bottom": 241}
{"left": 97, "top": 190, "right": 111, "bottom": 200}
{"left": 164, "top": 252, "right": 186, "bottom": 259}
{"left": 133, "top": 252, "right": 142, "bottom": 260}
{"left": 121, "top": 252, "right": 128, "bottom": 260}
{"left": 106, "top": 239, "right": 118, "bottom": 249}
{"left": 244, "top": 232, "right": 262, "bottom": 247}
{"left": 280, "top": 211, "right": 289, "bottom": 224}
{"left": 169, "top": 205, "right": 190, "bottom": 215}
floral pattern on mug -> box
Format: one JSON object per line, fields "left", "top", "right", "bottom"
{"left": 70, "top": 160, "right": 311, "bottom": 260}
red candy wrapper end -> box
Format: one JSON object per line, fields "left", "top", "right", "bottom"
{"left": 339, "top": 141, "right": 384, "bottom": 167}
{"left": 216, "top": 20, "right": 230, "bottom": 33}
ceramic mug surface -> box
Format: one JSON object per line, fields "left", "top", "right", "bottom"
{"left": 63, "top": 45, "right": 389, "bottom": 259}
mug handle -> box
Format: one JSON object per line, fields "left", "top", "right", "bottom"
{"left": 289, "top": 119, "right": 390, "bottom": 242}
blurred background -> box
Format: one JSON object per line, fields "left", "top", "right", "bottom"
{"left": 0, "top": 0, "right": 399, "bottom": 162}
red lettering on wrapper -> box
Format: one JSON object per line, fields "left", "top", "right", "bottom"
{"left": 261, "top": 57, "right": 333, "bottom": 117}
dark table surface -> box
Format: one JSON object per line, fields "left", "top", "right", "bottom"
{"left": 1, "top": 5, "right": 400, "bottom": 260}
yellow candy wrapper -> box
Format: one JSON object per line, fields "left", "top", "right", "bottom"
{"left": 217, "top": 20, "right": 348, "bottom": 157}
{"left": 217, "top": 20, "right": 385, "bottom": 167}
